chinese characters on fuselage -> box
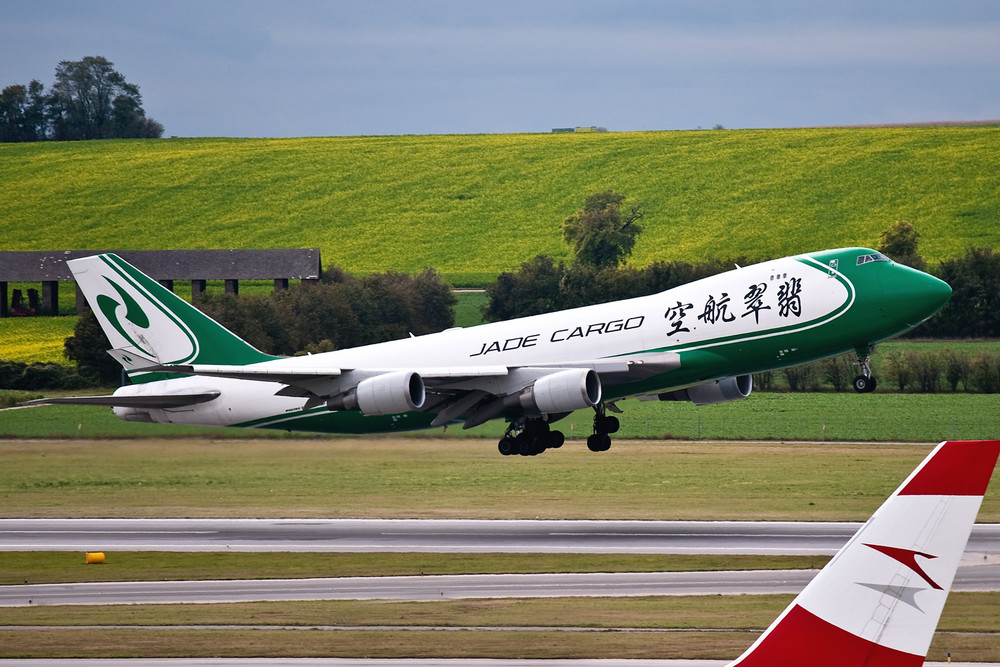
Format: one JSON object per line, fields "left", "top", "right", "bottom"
{"left": 664, "top": 277, "right": 804, "bottom": 337}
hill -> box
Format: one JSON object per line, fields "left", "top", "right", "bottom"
{"left": 1, "top": 127, "right": 998, "bottom": 284}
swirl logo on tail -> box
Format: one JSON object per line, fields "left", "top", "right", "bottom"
{"left": 97, "top": 277, "right": 155, "bottom": 357}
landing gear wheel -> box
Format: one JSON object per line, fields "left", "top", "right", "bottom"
{"left": 596, "top": 415, "right": 620, "bottom": 434}
{"left": 548, "top": 430, "right": 565, "bottom": 449}
{"left": 853, "top": 375, "right": 877, "bottom": 394}
{"left": 587, "top": 404, "right": 617, "bottom": 452}
{"left": 498, "top": 437, "right": 516, "bottom": 456}
{"left": 587, "top": 433, "right": 612, "bottom": 452}
{"left": 853, "top": 345, "right": 877, "bottom": 394}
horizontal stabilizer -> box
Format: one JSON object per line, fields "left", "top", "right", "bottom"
{"left": 27, "top": 392, "right": 221, "bottom": 409}
{"left": 107, "top": 347, "right": 161, "bottom": 371}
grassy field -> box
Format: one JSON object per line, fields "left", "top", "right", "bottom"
{"left": 3, "top": 391, "right": 997, "bottom": 443}
{"left": 3, "top": 438, "right": 998, "bottom": 521}
{"left": 1, "top": 593, "right": 996, "bottom": 661}
{"left": 2, "top": 127, "right": 998, "bottom": 284}
{"left": 0, "top": 316, "right": 77, "bottom": 364}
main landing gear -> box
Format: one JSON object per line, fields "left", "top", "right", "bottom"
{"left": 853, "top": 345, "right": 878, "bottom": 394}
{"left": 496, "top": 404, "right": 621, "bottom": 456}
{"left": 587, "top": 404, "right": 619, "bottom": 452}
{"left": 497, "top": 418, "right": 565, "bottom": 456}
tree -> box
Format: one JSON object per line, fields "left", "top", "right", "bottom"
{"left": 562, "top": 190, "right": 644, "bottom": 268}
{"left": 483, "top": 255, "right": 566, "bottom": 322}
{"left": 926, "top": 247, "right": 1000, "bottom": 338}
{"left": 63, "top": 309, "right": 124, "bottom": 385}
{"left": 197, "top": 266, "right": 455, "bottom": 355}
{"left": 48, "top": 56, "right": 162, "bottom": 140}
{"left": 878, "top": 220, "right": 926, "bottom": 271}
{"left": 0, "top": 80, "right": 47, "bottom": 142}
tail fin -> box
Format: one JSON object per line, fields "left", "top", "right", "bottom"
{"left": 730, "top": 440, "right": 1000, "bottom": 667}
{"left": 69, "top": 254, "right": 276, "bottom": 375}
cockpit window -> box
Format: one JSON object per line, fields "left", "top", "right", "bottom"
{"left": 856, "top": 252, "right": 890, "bottom": 266}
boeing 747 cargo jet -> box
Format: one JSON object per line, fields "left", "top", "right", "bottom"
{"left": 35, "top": 248, "right": 951, "bottom": 455}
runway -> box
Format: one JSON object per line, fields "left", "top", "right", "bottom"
{"left": 4, "top": 518, "right": 1000, "bottom": 555}
{"left": 6, "top": 563, "right": 1000, "bottom": 606}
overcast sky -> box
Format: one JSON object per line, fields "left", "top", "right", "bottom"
{"left": 3, "top": 0, "right": 999, "bottom": 137}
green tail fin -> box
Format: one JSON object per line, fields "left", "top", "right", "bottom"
{"left": 68, "top": 253, "right": 277, "bottom": 372}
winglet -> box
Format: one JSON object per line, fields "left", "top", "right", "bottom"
{"left": 729, "top": 440, "right": 1000, "bottom": 667}
{"left": 898, "top": 439, "right": 1000, "bottom": 496}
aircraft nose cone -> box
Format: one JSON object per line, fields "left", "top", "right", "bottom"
{"left": 883, "top": 265, "right": 952, "bottom": 326}
{"left": 922, "top": 272, "right": 953, "bottom": 311}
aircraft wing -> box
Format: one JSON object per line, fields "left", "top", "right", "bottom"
{"left": 26, "top": 391, "right": 221, "bottom": 409}
{"left": 154, "top": 350, "right": 680, "bottom": 385}
{"left": 120, "top": 350, "right": 682, "bottom": 428}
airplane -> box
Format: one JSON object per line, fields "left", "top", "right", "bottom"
{"left": 32, "top": 247, "right": 951, "bottom": 455}
{"left": 729, "top": 438, "right": 1000, "bottom": 666}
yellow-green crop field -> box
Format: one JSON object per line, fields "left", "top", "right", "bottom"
{"left": 2, "top": 127, "right": 998, "bottom": 284}
{"left": 0, "top": 317, "right": 76, "bottom": 363}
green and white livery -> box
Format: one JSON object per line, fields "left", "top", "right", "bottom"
{"left": 41, "top": 248, "right": 952, "bottom": 455}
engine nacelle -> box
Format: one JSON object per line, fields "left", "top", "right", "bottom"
{"left": 514, "top": 368, "right": 602, "bottom": 415}
{"left": 327, "top": 371, "right": 426, "bottom": 415}
{"left": 658, "top": 374, "right": 752, "bottom": 406}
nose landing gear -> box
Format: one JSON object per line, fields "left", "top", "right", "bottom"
{"left": 853, "top": 345, "right": 878, "bottom": 393}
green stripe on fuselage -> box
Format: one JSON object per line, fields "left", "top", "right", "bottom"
{"left": 235, "top": 406, "right": 440, "bottom": 434}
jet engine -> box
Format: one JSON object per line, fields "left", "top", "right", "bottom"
{"left": 657, "top": 374, "right": 752, "bottom": 406}
{"left": 328, "top": 371, "right": 426, "bottom": 415}
{"left": 513, "top": 368, "right": 602, "bottom": 414}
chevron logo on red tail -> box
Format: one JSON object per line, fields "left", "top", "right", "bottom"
{"left": 863, "top": 543, "right": 942, "bottom": 590}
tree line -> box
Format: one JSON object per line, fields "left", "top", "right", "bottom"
{"left": 1, "top": 56, "right": 163, "bottom": 142}
{"left": 758, "top": 348, "right": 1000, "bottom": 394}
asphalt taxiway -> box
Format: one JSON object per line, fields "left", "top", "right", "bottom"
{"left": 5, "top": 564, "right": 1000, "bottom": 606}
{"left": 3, "top": 518, "right": 1000, "bottom": 554}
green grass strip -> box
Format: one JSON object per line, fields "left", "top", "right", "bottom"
{"left": 3, "top": 439, "right": 999, "bottom": 521}
{"left": 1, "top": 552, "right": 830, "bottom": 586}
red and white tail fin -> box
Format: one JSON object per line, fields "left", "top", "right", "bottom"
{"left": 730, "top": 440, "right": 1000, "bottom": 667}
